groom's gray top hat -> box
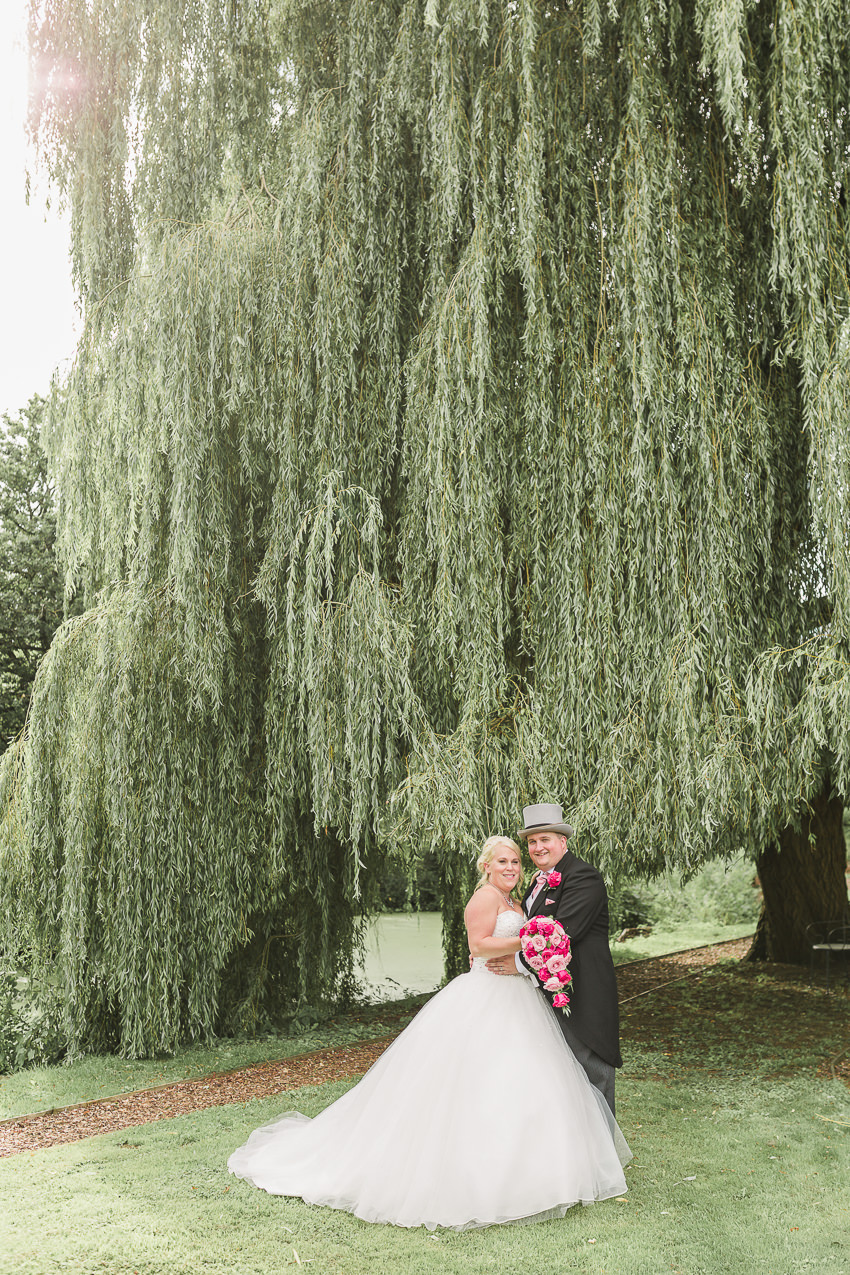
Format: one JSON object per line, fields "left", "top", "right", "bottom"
{"left": 518, "top": 802, "right": 575, "bottom": 840}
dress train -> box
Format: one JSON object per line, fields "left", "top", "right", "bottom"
{"left": 228, "top": 910, "right": 631, "bottom": 1230}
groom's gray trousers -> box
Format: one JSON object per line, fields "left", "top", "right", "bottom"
{"left": 558, "top": 1019, "right": 616, "bottom": 1117}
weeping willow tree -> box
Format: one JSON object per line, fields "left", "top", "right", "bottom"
{"left": 2, "top": 0, "right": 849, "bottom": 1056}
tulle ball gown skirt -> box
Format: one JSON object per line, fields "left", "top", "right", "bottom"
{"left": 228, "top": 962, "right": 631, "bottom": 1231}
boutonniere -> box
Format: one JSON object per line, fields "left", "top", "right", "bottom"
{"left": 543, "top": 870, "right": 561, "bottom": 888}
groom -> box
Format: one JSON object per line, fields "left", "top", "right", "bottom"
{"left": 487, "top": 802, "right": 622, "bottom": 1115}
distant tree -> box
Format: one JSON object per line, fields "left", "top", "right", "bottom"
{"left": 0, "top": 397, "right": 66, "bottom": 747}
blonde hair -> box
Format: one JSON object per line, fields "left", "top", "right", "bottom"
{"left": 474, "top": 835, "right": 524, "bottom": 895}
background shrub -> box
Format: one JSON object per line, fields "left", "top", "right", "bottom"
{"left": 609, "top": 858, "right": 761, "bottom": 933}
{"left": 0, "top": 968, "right": 67, "bottom": 1074}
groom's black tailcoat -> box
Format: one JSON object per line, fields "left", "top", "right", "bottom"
{"left": 521, "top": 849, "right": 622, "bottom": 1069}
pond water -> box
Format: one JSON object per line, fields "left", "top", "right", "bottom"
{"left": 359, "top": 912, "right": 444, "bottom": 1001}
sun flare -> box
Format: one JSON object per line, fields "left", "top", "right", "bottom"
{"left": 0, "top": 0, "right": 78, "bottom": 419}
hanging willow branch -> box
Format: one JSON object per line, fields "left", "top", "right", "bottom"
{"left": 3, "top": 0, "right": 850, "bottom": 1052}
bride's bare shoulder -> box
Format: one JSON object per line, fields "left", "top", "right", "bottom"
{"left": 464, "top": 886, "right": 499, "bottom": 920}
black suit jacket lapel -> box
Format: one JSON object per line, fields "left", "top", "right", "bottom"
{"left": 529, "top": 850, "right": 574, "bottom": 917}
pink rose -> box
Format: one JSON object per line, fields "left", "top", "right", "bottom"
{"left": 530, "top": 934, "right": 547, "bottom": 952}
{"left": 543, "top": 976, "right": 561, "bottom": 992}
{"left": 557, "top": 969, "right": 572, "bottom": 985}
{"left": 546, "top": 953, "right": 567, "bottom": 973}
{"left": 528, "top": 954, "right": 546, "bottom": 971}
{"left": 540, "top": 920, "right": 555, "bottom": 938}
{"left": 552, "top": 992, "right": 570, "bottom": 1008}
{"left": 547, "top": 871, "right": 562, "bottom": 887}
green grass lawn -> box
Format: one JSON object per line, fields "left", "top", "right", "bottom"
{"left": 1, "top": 1070, "right": 846, "bottom": 1275}
{"left": 1, "top": 960, "right": 847, "bottom": 1275}
{"left": 609, "top": 922, "right": 752, "bottom": 966}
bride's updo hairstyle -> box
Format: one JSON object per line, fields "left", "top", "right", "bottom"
{"left": 474, "top": 835, "right": 524, "bottom": 894}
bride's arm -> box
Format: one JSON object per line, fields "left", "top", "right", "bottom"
{"left": 464, "top": 891, "right": 522, "bottom": 958}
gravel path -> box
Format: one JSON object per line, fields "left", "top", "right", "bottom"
{"left": 0, "top": 936, "right": 752, "bottom": 1158}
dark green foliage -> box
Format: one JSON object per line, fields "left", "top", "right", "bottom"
{"left": 3, "top": 0, "right": 850, "bottom": 1056}
{"left": 378, "top": 851, "right": 440, "bottom": 912}
{"left": 0, "top": 968, "right": 66, "bottom": 1073}
{"left": 0, "top": 397, "right": 66, "bottom": 747}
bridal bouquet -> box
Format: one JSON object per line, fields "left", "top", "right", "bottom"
{"left": 519, "top": 916, "right": 572, "bottom": 1012}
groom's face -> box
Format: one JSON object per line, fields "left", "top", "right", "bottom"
{"left": 526, "top": 832, "right": 567, "bottom": 871}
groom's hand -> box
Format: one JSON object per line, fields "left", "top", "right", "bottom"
{"left": 485, "top": 954, "right": 521, "bottom": 976}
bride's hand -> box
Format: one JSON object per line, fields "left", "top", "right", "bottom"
{"left": 485, "top": 954, "right": 521, "bottom": 977}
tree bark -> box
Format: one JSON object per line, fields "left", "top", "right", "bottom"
{"left": 441, "top": 855, "right": 479, "bottom": 980}
{"left": 746, "top": 789, "right": 849, "bottom": 964}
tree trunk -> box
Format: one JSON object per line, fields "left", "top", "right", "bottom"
{"left": 440, "top": 855, "right": 479, "bottom": 980}
{"left": 746, "top": 789, "right": 849, "bottom": 964}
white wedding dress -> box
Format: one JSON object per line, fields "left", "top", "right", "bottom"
{"left": 228, "top": 910, "right": 631, "bottom": 1230}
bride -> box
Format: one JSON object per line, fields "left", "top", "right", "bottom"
{"left": 227, "top": 835, "right": 631, "bottom": 1230}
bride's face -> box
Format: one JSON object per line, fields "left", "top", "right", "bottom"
{"left": 486, "top": 848, "right": 521, "bottom": 894}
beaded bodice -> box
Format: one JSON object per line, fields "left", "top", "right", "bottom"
{"left": 471, "top": 908, "right": 523, "bottom": 971}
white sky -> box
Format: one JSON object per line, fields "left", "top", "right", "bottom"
{"left": 0, "top": 0, "right": 78, "bottom": 421}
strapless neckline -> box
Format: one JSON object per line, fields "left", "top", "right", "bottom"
{"left": 471, "top": 908, "right": 523, "bottom": 969}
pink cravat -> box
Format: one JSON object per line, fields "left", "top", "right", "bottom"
{"left": 527, "top": 874, "right": 548, "bottom": 911}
